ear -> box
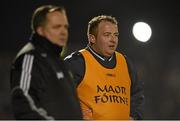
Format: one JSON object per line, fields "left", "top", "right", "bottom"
{"left": 88, "top": 34, "right": 96, "bottom": 44}
{"left": 36, "top": 26, "right": 44, "bottom": 36}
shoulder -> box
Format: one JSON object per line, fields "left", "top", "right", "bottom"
{"left": 123, "top": 55, "right": 135, "bottom": 70}
{"left": 64, "top": 51, "right": 86, "bottom": 85}
{"left": 116, "top": 51, "right": 131, "bottom": 64}
{"left": 12, "top": 42, "right": 38, "bottom": 69}
{"left": 115, "top": 51, "right": 135, "bottom": 71}
{"left": 64, "top": 51, "right": 84, "bottom": 65}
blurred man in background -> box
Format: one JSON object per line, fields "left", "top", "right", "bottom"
{"left": 10, "top": 5, "right": 82, "bottom": 120}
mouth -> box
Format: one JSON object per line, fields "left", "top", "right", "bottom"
{"left": 57, "top": 38, "right": 67, "bottom": 46}
{"left": 59, "top": 38, "right": 67, "bottom": 42}
{"left": 109, "top": 45, "right": 115, "bottom": 47}
{"left": 109, "top": 45, "right": 116, "bottom": 49}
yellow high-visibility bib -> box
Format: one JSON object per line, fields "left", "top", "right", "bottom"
{"left": 77, "top": 49, "right": 131, "bottom": 120}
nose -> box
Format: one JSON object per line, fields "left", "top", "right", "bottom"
{"left": 60, "top": 26, "right": 68, "bottom": 36}
{"left": 110, "top": 35, "right": 118, "bottom": 43}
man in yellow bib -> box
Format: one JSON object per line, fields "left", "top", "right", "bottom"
{"left": 65, "top": 15, "right": 144, "bottom": 120}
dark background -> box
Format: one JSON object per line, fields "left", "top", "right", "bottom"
{"left": 0, "top": 0, "right": 180, "bottom": 119}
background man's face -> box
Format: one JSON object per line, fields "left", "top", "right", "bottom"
{"left": 39, "top": 11, "right": 69, "bottom": 47}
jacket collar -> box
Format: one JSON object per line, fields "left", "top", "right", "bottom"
{"left": 87, "top": 44, "right": 114, "bottom": 62}
{"left": 30, "top": 33, "right": 63, "bottom": 57}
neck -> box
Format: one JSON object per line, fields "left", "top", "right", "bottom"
{"left": 88, "top": 44, "right": 113, "bottom": 61}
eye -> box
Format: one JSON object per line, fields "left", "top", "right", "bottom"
{"left": 64, "top": 24, "right": 69, "bottom": 30}
{"left": 53, "top": 25, "right": 61, "bottom": 29}
{"left": 104, "top": 32, "right": 111, "bottom": 37}
{"left": 114, "top": 33, "right": 119, "bottom": 37}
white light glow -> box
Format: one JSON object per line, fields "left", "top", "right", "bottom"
{"left": 132, "top": 22, "right": 152, "bottom": 42}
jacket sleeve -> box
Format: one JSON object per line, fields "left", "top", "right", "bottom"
{"left": 10, "top": 54, "right": 54, "bottom": 120}
{"left": 125, "top": 56, "right": 145, "bottom": 119}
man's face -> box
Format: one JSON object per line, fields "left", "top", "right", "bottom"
{"left": 91, "top": 21, "right": 119, "bottom": 57}
{"left": 38, "top": 11, "right": 69, "bottom": 47}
